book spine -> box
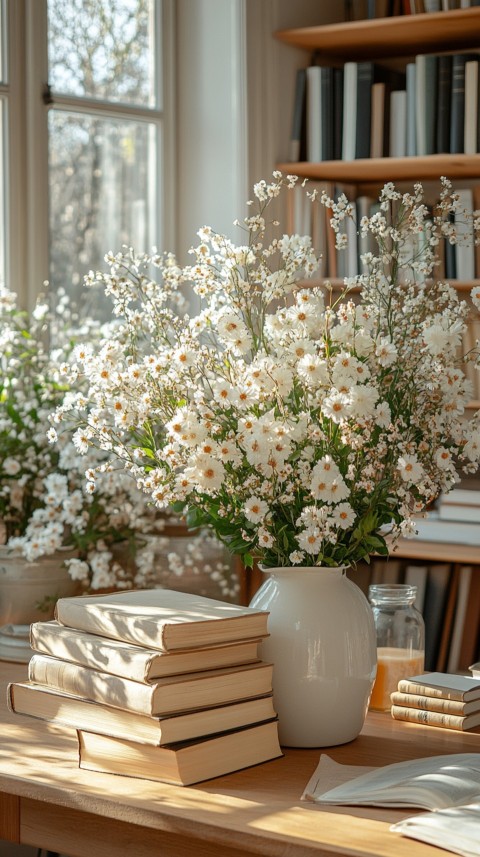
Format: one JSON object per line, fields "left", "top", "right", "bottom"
{"left": 436, "top": 55, "right": 452, "bottom": 154}
{"left": 391, "top": 705, "right": 468, "bottom": 729}
{"left": 321, "top": 67, "right": 334, "bottom": 161}
{"left": 390, "top": 691, "right": 468, "bottom": 714}
{"left": 406, "top": 63, "right": 416, "bottom": 156}
{"left": 332, "top": 67, "right": 344, "bottom": 161}
{"left": 464, "top": 60, "right": 479, "bottom": 155}
{"left": 306, "top": 66, "right": 321, "bottom": 162}
{"left": 355, "top": 62, "right": 373, "bottom": 158}
{"left": 342, "top": 63, "right": 358, "bottom": 161}
{"left": 289, "top": 68, "right": 307, "bottom": 162}
{"left": 397, "top": 680, "right": 465, "bottom": 701}
{"left": 389, "top": 91, "right": 407, "bottom": 157}
{"left": 450, "top": 54, "right": 467, "bottom": 154}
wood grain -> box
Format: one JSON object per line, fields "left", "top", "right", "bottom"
{"left": 1, "top": 661, "right": 480, "bottom": 856}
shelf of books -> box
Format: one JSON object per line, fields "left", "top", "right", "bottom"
{"left": 271, "top": 1, "right": 480, "bottom": 706}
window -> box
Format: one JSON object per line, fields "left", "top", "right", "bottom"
{"left": 4, "top": 0, "right": 170, "bottom": 308}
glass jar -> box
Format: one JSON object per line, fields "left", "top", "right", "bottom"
{"left": 368, "top": 583, "right": 425, "bottom": 711}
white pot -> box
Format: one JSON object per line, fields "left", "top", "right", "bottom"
{"left": 250, "top": 566, "right": 377, "bottom": 748}
{"left": 0, "top": 547, "right": 79, "bottom": 662}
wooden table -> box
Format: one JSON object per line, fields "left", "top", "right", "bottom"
{"left": 1, "top": 661, "right": 479, "bottom": 857}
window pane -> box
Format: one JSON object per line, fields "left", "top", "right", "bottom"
{"left": 0, "top": 0, "right": 5, "bottom": 83}
{"left": 47, "top": 0, "right": 157, "bottom": 106}
{"left": 48, "top": 110, "right": 158, "bottom": 307}
{"left": 0, "top": 99, "right": 5, "bottom": 286}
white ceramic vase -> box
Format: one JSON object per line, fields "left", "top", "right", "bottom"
{"left": 0, "top": 547, "right": 79, "bottom": 662}
{"left": 249, "top": 566, "right": 377, "bottom": 747}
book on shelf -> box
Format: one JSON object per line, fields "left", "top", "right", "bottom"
{"left": 306, "top": 65, "right": 321, "bottom": 162}
{"left": 439, "top": 501, "right": 480, "bottom": 523}
{"left": 390, "top": 704, "right": 480, "bottom": 730}
{"left": 306, "top": 65, "right": 334, "bottom": 162}
{"left": 289, "top": 67, "right": 307, "bottom": 162}
{"left": 77, "top": 719, "right": 283, "bottom": 786}
{"left": 464, "top": 58, "right": 479, "bottom": 155}
{"left": 302, "top": 751, "right": 480, "bottom": 809}
{"left": 450, "top": 53, "right": 473, "bottom": 154}
{"left": 370, "top": 81, "right": 386, "bottom": 158}
{"left": 436, "top": 54, "right": 453, "bottom": 154}
{"left": 404, "top": 565, "right": 428, "bottom": 612}
{"left": 54, "top": 589, "right": 269, "bottom": 652}
{"left": 446, "top": 566, "right": 472, "bottom": 672}
{"left": 436, "top": 564, "right": 461, "bottom": 672}
{"left": 28, "top": 654, "right": 274, "bottom": 716}
{"left": 444, "top": 211, "right": 457, "bottom": 279}
{"left": 415, "top": 54, "right": 438, "bottom": 156}
{"left": 397, "top": 672, "right": 480, "bottom": 702}
{"left": 454, "top": 187, "right": 475, "bottom": 281}
{"left": 342, "top": 62, "right": 358, "bottom": 161}
{"left": 390, "top": 690, "right": 480, "bottom": 715}
{"left": 30, "top": 620, "right": 263, "bottom": 682}
{"left": 441, "top": 487, "right": 480, "bottom": 508}
{"left": 455, "top": 567, "right": 480, "bottom": 670}
{"left": 413, "top": 514, "right": 480, "bottom": 545}
{"left": 406, "top": 62, "right": 416, "bottom": 156}
{"left": 423, "top": 564, "right": 451, "bottom": 671}
{"left": 356, "top": 194, "right": 376, "bottom": 273}
{"left": 332, "top": 67, "right": 344, "bottom": 160}
{"left": 389, "top": 90, "right": 407, "bottom": 157}
{"left": 7, "top": 681, "right": 277, "bottom": 746}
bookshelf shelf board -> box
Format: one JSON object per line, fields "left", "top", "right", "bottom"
{"left": 277, "top": 155, "right": 480, "bottom": 184}
{"left": 394, "top": 539, "right": 480, "bottom": 565}
{"left": 275, "top": 8, "right": 480, "bottom": 62}
{"left": 302, "top": 278, "right": 480, "bottom": 293}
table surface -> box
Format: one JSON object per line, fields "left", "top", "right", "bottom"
{"left": 1, "top": 660, "right": 480, "bottom": 857}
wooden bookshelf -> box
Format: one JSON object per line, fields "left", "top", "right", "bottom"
{"left": 276, "top": 6, "right": 480, "bottom": 672}
{"left": 275, "top": 7, "right": 480, "bottom": 61}
{"left": 278, "top": 154, "right": 480, "bottom": 184}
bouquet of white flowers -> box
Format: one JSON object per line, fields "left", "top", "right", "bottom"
{"left": 51, "top": 173, "right": 480, "bottom": 570}
{"left": 0, "top": 286, "right": 166, "bottom": 590}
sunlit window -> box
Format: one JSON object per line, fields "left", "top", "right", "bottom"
{"left": 0, "top": 0, "right": 7, "bottom": 288}
{"left": 46, "top": 0, "right": 162, "bottom": 306}
{"left": 3, "top": 0, "right": 166, "bottom": 307}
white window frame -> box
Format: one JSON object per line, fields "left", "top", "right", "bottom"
{"left": 5, "top": 0, "right": 175, "bottom": 307}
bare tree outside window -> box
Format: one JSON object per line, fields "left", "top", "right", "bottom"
{"left": 47, "top": 0, "right": 161, "bottom": 311}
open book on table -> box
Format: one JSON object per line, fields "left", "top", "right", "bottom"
{"left": 302, "top": 754, "right": 480, "bottom": 857}
{"left": 391, "top": 804, "right": 480, "bottom": 857}
{"left": 301, "top": 753, "right": 480, "bottom": 809}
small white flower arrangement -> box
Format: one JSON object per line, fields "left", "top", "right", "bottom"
{"left": 52, "top": 173, "right": 480, "bottom": 570}
{"left": 0, "top": 287, "right": 166, "bottom": 590}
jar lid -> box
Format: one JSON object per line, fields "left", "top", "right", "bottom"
{"left": 368, "top": 583, "right": 417, "bottom": 604}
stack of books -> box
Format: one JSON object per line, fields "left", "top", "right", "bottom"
{"left": 390, "top": 671, "right": 480, "bottom": 731}
{"left": 8, "top": 589, "right": 282, "bottom": 785}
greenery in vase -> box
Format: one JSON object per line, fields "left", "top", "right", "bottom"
{"left": 51, "top": 173, "right": 480, "bottom": 569}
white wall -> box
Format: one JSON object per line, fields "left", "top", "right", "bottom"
{"left": 174, "top": 0, "right": 340, "bottom": 257}
{"left": 175, "top": 0, "right": 249, "bottom": 258}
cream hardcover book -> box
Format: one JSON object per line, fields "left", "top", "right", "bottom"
{"left": 77, "top": 720, "right": 282, "bottom": 786}
{"left": 54, "top": 589, "right": 269, "bottom": 651}
{"left": 8, "top": 681, "right": 276, "bottom": 746}
{"left": 30, "top": 620, "right": 262, "bottom": 681}
{"left": 28, "top": 654, "right": 273, "bottom": 716}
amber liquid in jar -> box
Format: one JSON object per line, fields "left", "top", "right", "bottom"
{"left": 368, "top": 584, "right": 425, "bottom": 712}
